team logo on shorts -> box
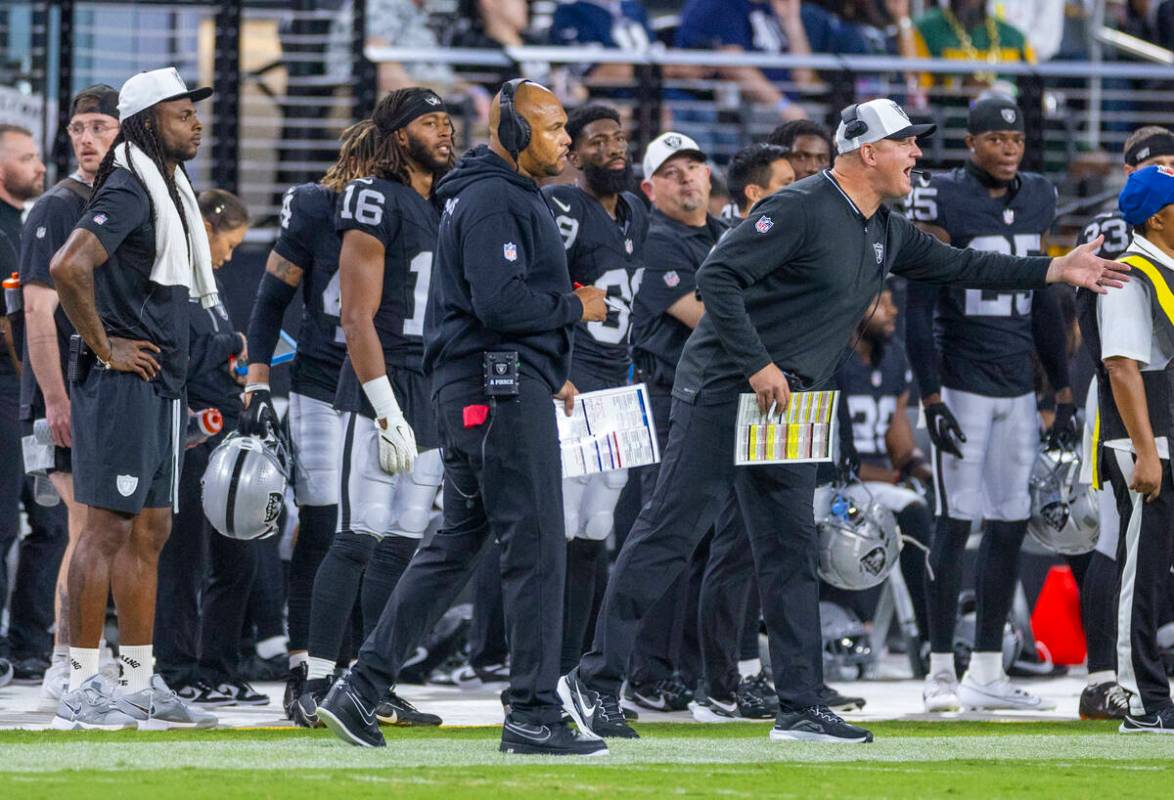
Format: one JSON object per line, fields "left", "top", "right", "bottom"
{"left": 1001, "top": 108, "right": 1017, "bottom": 124}
{"left": 1003, "top": 208, "right": 1015, "bottom": 225}
{"left": 755, "top": 215, "right": 773, "bottom": 234}
{"left": 93, "top": 213, "right": 108, "bottom": 226}
{"left": 116, "top": 474, "right": 139, "bottom": 497}
{"left": 663, "top": 270, "right": 680, "bottom": 288}
{"left": 873, "top": 242, "right": 884, "bottom": 263}
{"left": 503, "top": 242, "right": 518, "bottom": 262}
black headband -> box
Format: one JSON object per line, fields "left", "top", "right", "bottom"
{"left": 378, "top": 90, "right": 447, "bottom": 133}
{"left": 70, "top": 84, "right": 119, "bottom": 121}
{"left": 1124, "top": 133, "right": 1174, "bottom": 167}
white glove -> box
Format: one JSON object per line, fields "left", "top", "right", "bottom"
{"left": 363, "top": 375, "right": 417, "bottom": 476}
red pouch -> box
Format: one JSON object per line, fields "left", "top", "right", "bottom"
{"left": 463, "top": 404, "right": 490, "bottom": 428}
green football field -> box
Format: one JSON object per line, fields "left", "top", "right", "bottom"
{"left": 1, "top": 721, "right": 1169, "bottom": 798}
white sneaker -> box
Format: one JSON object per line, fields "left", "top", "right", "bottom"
{"left": 41, "top": 659, "right": 69, "bottom": 701}
{"left": 958, "top": 673, "right": 1056, "bottom": 711}
{"left": 923, "top": 671, "right": 960, "bottom": 712}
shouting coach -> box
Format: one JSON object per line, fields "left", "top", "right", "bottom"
{"left": 559, "top": 98, "right": 1130, "bottom": 744}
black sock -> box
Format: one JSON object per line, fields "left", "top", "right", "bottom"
{"left": 360, "top": 535, "right": 418, "bottom": 639}
{"left": 896, "top": 503, "right": 933, "bottom": 647}
{"left": 287, "top": 504, "right": 336, "bottom": 653}
{"left": 974, "top": 520, "right": 1028, "bottom": 652}
{"left": 307, "top": 531, "right": 375, "bottom": 661}
{"left": 927, "top": 516, "right": 972, "bottom": 653}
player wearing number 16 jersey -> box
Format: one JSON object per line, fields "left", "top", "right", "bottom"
{"left": 291, "top": 88, "right": 451, "bottom": 729}
{"left": 541, "top": 105, "right": 648, "bottom": 674}
{"left": 905, "top": 96, "right": 1072, "bottom": 713}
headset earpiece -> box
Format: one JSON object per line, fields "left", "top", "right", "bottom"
{"left": 840, "top": 104, "right": 869, "bottom": 141}
{"left": 498, "top": 78, "right": 533, "bottom": 161}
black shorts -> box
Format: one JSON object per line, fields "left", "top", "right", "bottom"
{"left": 71, "top": 368, "right": 184, "bottom": 515}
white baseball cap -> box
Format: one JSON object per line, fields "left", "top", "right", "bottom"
{"left": 834, "top": 99, "right": 935, "bottom": 155}
{"left": 118, "top": 67, "right": 212, "bottom": 121}
{"left": 642, "top": 131, "right": 706, "bottom": 178}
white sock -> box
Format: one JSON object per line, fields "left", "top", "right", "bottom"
{"left": 256, "top": 636, "right": 288, "bottom": 661}
{"left": 289, "top": 651, "right": 309, "bottom": 670}
{"left": 68, "top": 648, "right": 100, "bottom": 692}
{"left": 968, "top": 652, "right": 1004, "bottom": 685}
{"left": 1087, "top": 670, "right": 1115, "bottom": 688}
{"left": 307, "top": 656, "right": 335, "bottom": 681}
{"left": 929, "top": 652, "right": 954, "bottom": 679}
{"left": 118, "top": 645, "right": 154, "bottom": 694}
{"left": 737, "top": 658, "right": 762, "bottom": 679}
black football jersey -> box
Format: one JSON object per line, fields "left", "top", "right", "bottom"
{"left": 1077, "top": 208, "right": 1132, "bottom": 261}
{"left": 906, "top": 166, "right": 1056, "bottom": 396}
{"left": 544, "top": 184, "right": 649, "bottom": 386}
{"left": 272, "top": 182, "right": 346, "bottom": 403}
{"left": 836, "top": 342, "right": 909, "bottom": 467}
{"left": 335, "top": 176, "right": 439, "bottom": 371}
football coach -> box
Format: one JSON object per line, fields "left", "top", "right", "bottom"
{"left": 559, "top": 98, "right": 1130, "bottom": 744}
{"left": 319, "top": 79, "right": 609, "bottom": 756}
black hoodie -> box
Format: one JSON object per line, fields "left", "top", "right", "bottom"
{"left": 423, "top": 146, "right": 583, "bottom": 394}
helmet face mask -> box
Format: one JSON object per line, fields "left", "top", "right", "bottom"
{"left": 201, "top": 431, "right": 292, "bottom": 541}
{"left": 1027, "top": 446, "right": 1099, "bottom": 556}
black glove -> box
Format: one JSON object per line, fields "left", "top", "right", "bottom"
{"left": 837, "top": 436, "right": 861, "bottom": 483}
{"left": 1047, "top": 402, "right": 1078, "bottom": 450}
{"left": 924, "top": 401, "right": 967, "bottom": 459}
{"left": 239, "top": 387, "right": 278, "bottom": 437}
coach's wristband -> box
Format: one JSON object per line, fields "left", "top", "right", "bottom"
{"left": 362, "top": 375, "right": 403, "bottom": 421}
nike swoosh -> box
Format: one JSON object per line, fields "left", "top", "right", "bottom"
{"left": 551, "top": 196, "right": 572, "bottom": 213}
{"left": 636, "top": 694, "right": 667, "bottom": 711}
{"left": 123, "top": 700, "right": 151, "bottom": 716}
{"left": 574, "top": 684, "right": 599, "bottom": 722}
{"left": 348, "top": 690, "right": 377, "bottom": 725}
{"left": 63, "top": 701, "right": 80, "bottom": 716}
{"left": 709, "top": 700, "right": 737, "bottom": 714}
{"left": 505, "top": 721, "right": 551, "bottom": 742}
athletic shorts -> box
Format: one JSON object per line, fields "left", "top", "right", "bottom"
{"left": 71, "top": 367, "right": 183, "bottom": 515}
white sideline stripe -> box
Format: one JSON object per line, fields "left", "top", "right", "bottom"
{"left": 1112, "top": 448, "right": 1145, "bottom": 717}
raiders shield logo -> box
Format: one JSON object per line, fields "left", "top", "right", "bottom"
{"left": 116, "top": 474, "right": 139, "bottom": 497}
{"left": 1001, "top": 108, "right": 1017, "bottom": 124}
{"left": 755, "top": 215, "right": 773, "bottom": 234}
{"left": 495, "top": 362, "right": 508, "bottom": 375}
{"left": 1003, "top": 208, "right": 1015, "bottom": 225}
{"left": 265, "top": 492, "right": 283, "bottom": 525}
{"left": 873, "top": 242, "right": 884, "bottom": 264}
{"left": 665, "top": 134, "right": 682, "bottom": 148}
{"left": 503, "top": 242, "right": 518, "bottom": 262}
{"left": 860, "top": 546, "right": 887, "bottom": 577}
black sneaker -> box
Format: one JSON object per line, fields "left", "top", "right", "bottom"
{"left": 283, "top": 663, "right": 308, "bottom": 720}
{"left": 376, "top": 689, "right": 443, "bottom": 726}
{"left": 771, "top": 705, "right": 873, "bottom": 743}
{"left": 557, "top": 667, "right": 639, "bottom": 739}
{"left": 626, "top": 677, "right": 692, "bottom": 713}
{"left": 10, "top": 655, "right": 49, "bottom": 683}
{"left": 1080, "top": 682, "right": 1130, "bottom": 720}
{"left": 0, "top": 658, "right": 13, "bottom": 689}
{"left": 736, "top": 675, "right": 775, "bottom": 719}
{"left": 292, "top": 677, "right": 332, "bottom": 729}
{"left": 1120, "top": 706, "right": 1174, "bottom": 734}
{"left": 746, "top": 669, "right": 780, "bottom": 713}
{"left": 500, "top": 715, "right": 609, "bottom": 756}
{"left": 216, "top": 680, "right": 269, "bottom": 706}
{"left": 318, "top": 676, "right": 386, "bottom": 748}
{"left": 818, "top": 683, "right": 866, "bottom": 712}
{"left": 174, "top": 680, "right": 234, "bottom": 707}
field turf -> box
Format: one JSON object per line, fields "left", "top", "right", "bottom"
{"left": 0, "top": 721, "right": 1166, "bottom": 798}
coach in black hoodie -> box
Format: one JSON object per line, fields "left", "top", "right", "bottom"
{"left": 320, "top": 80, "right": 608, "bottom": 756}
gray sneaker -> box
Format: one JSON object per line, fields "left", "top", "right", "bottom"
{"left": 51, "top": 674, "right": 137, "bottom": 730}
{"left": 117, "top": 675, "right": 219, "bottom": 730}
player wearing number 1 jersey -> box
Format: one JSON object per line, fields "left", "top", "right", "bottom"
{"left": 905, "top": 96, "right": 1073, "bottom": 713}
{"left": 291, "top": 88, "right": 451, "bottom": 730}
{"left": 541, "top": 105, "right": 648, "bottom": 674}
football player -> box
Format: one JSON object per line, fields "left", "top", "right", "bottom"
{"left": 542, "top": 104, "right": 649, "bottom": 675}
{"left": 1074, "top": 125, "right": 1174, "bottom": 720}
{"left": 766, "top": 119, "right": 834, "bottom": 181}
{"left": 291, "top": 87, "right": 451, "bottom": 730}
{"left": 241, "top": 119, "right": 379, "bottom": 715}
{"left": 906, "top": 95, "right": 1072, "bottom": 712}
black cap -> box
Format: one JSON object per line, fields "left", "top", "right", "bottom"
{"left": 967, "top": 95, "right": 1025, "bottom": 135}
{"left": 70, "top": 84, "right": 119, "bottom": 121}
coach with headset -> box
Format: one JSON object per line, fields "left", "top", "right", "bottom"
{"left": 318, "top": 79, "right": 608, "bottom": 756}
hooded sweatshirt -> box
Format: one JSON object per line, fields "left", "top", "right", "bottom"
{"left": 423, "top": 146, "right": 583, "bottom": 394}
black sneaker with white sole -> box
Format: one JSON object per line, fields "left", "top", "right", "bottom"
{"left": 736, "top": 676, "right": 776, "bottom": 719}
{"left": 376, "top": 689, "right": 443, "bottom": 726}
{"left": 283, "top": 663, "right": 307, "bottom": 720}
{"left": 771, "top": 705, "right": 874, "bottom": 743}
{"left": 1080, "top": 682, "right": 1130, "bottom": 720}
{"left": 558, "top": 667, "right": 639, "bottom": 739}
{"left": 817, "top": 683, "right": 866, "bottom": 712}
{"left": 174, "top": 680, "right": 234, "bottom": 708}
{"left": 500, "top": 715, "right": 609, "bottom": 756}
{"left": 292, "top": 677, "right": 332, "bottom": 729}
{"left": 217, "top": 681, "right": 269, "bottom": 706}
{"left": 1120, "top": 706, "right": 1174, "bottom": 734}
{"left": 318, "top": 676, "right": 386, "bottom": 748}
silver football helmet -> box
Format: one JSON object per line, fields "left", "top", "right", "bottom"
{"left": 1028, "top": 446, "right": 1099, "bottom": 556}
{"left": 820, "top": 601, "right": 874, "bottom": 681}
{"left": 202, "top": 432, "right": 291, "bottom": 541}
{"left": 816, "top": 488, "right": 900, "bottom": 591}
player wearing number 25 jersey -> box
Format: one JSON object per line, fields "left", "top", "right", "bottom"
{"left": 905, "top": 97, "right": 1072, "bottom": 714}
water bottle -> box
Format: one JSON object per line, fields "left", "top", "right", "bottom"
{"left": 186, "top": 407, "right": 223, "bottom": 447}
{"left": 33, "top": 475, "right": 60, "bottom": 507}
{"left": 3, "top": 272, "right": 20, "bottom": 316}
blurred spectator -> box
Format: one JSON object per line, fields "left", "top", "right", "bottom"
{"left": 992, "top": 0, "right": 1066, "bottom": 62}
{"left": 549, "top": 0, "right": 656, "bottom": 89}
{"left": 708, "top": 166, "right": 732, "bottom": 218}
{"left": 822, "top": 0, "right": 925, "bottom": 106}
{"left": 449, "top": 0, "right": 552, "bottom": 96}
{"left": 330, "top": 0, "right": 454, "bottom": 94}
{"left": 766, "top": 118, "right": 833, "bottom": 179}
{"left": 913, "top": 0, "right": 1035, "bottom": 88}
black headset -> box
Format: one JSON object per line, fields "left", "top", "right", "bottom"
{"left": 840, "top": 104, "right": 869, "bottom": 141}
{"left": 498, "top": 78, "right": 533, "bottom": 160}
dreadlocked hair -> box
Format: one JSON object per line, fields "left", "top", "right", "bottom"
{"left": 321, "top": 119, "right": 381, "bottom": 192}
{"left": 89, "top": 108, "right": 192, "bottom": 245}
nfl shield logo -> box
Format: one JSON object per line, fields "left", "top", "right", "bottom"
{"left": 503, "top": 242, "right": 518, "bottom": 262}
{"left": 873, "top": 242, "right": 884, "bottom": 264}
{"left": 663, "top": 270, "right": 680, "bottom": 288}
{"left": 625, "top": 238, "right": 633, "bottom": 254}
{"left": 93, "top": 213, "right": 107, "bottom": 226}
{"left": 116, "top": 474, "right": 139, "bottom": 497}
{"left": 1003, "top": 208, "right": 1015, "bottom": 225}
{"left": 755, "top": 215, "right": 773, "bottom": 234}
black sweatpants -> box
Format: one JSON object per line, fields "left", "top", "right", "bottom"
{"left": 1107, "top": 447, "right": 1174, "bottom": 716}
{"left": 699, "top": 494, "right": 755, "bottom": 700}
{"left": 351, "top": 379, "right": 567, "bottom": 724}
{"left": 580, "top": 395, "right": 824, "bottom": 711}
{"left": 469, "top": 538, "right": 508, "bottom": 670}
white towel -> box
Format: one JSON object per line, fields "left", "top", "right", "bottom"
{"left": 113, "top": 141, "right": 217, "bottom": 308}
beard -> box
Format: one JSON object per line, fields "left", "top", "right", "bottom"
{"left": 582, "top": 159, "right": 633, "bottom": 196}
{"left": 407, "top": 134, "right": 453, "bottom": 178}
{"left": 4, "top": 172, "right": 43, "bottom": 202}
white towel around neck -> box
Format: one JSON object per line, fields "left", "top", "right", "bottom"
{"left": 112, "top": 141, "right": 217, "bottom": 308}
